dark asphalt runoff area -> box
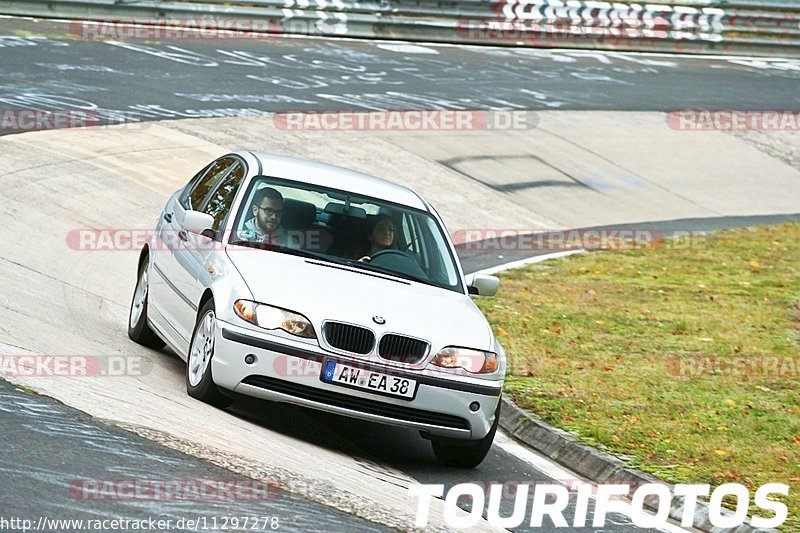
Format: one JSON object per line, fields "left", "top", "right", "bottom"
{"left": 1, "top": 13, "right": 796, "bottom": 532}
{"left": 1, "top": 17, "right": 800, "bottom": 135}
{"left": 0, "top": 379, "right": 383, "bottom": 532}
{"left": 458, "top": 213, "right": 800, "bottom": 273}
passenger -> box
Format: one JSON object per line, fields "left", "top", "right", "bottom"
{"left": 239, "top": 187, "right": 300, "bottom": 248}
{"left": 358, "top": 214, "right": 396, "bottom": 262}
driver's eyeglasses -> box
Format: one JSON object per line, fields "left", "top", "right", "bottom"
{"left": 256, "top": 206, "right": 283, "bottom": 217}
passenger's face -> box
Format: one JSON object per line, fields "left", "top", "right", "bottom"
{"left": 371, "top": 218, "right": 395, "bottom": 248}
{"left": 253, "top": 197, "right": 283, "bottom": 232}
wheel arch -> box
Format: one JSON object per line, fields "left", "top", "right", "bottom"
{"left": 198, "top": 288, "right": 215, "bottom": 321}
{"left": 137, "top": 244, "right": 149, "bottom": 272}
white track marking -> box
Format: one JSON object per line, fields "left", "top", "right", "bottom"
{"left": 495, "top": 431, "right": 692, "bottom": 533}
{"left": 470, "top": 249, "right": 584, "bottom": 276}
{"left": 376, "top": 43, "right": 439, "bottom": 54}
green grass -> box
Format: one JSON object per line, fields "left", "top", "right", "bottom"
{"left": 476, "top": 223, "right": 800, "bottom": 529}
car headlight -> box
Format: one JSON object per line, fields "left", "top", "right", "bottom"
{"left": 234, "top": 300, "right": 316, "bottom": 339}
{"left": 430, "top": 346, "right": 499, "bottom": 374}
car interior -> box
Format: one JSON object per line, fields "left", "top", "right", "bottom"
{"left": 236, "top": 180, "right": 460, "bottom": 289}
{"left": 281, "top": 198, "right": 334, "bottom": 253}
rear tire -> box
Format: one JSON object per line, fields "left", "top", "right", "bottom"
{"left": 431, "top": 398, "right": 501, "bottom": 468}
{"left": 186, "top": 299, "right": 233, "bottom": 409}
{"left": 128, "top": 258, "right": 166, "bottom": 350}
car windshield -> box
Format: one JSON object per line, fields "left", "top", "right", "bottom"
{"left": 229, "top": 176, "right": 463, "bottom": 292}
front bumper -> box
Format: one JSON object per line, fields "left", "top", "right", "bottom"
{"left": 212, "top": 322, "right": 502, "bottom": 439}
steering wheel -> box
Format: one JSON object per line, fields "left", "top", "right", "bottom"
{"left": 367, "top": 249, "right": 428, "bottom": 280}
{"left": 369, "top": 249, "right": 410, "bottom": 261}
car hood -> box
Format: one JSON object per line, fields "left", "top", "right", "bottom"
{"left": 226, "top": 247, "right": 494, "bottom": 352}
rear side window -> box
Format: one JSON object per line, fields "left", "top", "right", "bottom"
{"left": 201, "top": 162, "right": 245, "bottom": 231}
{"left": 180, "top": 157, "right": 237, "bottom": 210}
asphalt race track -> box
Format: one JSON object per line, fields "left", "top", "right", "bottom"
{"left": 0, "top": 380, "right": 380, "bottom": 531}
{"left": 1, "top": 14, "right": 799, "bottom": 532}
{"left": 2, "top": 17, "right": 800, "bottom": 135}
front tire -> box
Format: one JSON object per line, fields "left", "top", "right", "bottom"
{"left": 431, "top": 398, "right": 501, "bottom": 468}
{"left": 128, "top": 258, "right": 166, "bottom": 350}
{"left": 186, "top": 299, "right": 233, "bottom": 409}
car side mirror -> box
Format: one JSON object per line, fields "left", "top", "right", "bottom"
{"left": 182, "top": 210, "right": 215, "bottom": 237}
{"left": 465, "top": 273, "right": 500, "bottom": 297}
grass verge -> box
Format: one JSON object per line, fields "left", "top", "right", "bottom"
{"left": 475, "top": 222, "right": 800, "bottom": 529}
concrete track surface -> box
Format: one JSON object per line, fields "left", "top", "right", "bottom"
{"left": 2, "top": 14, "right": 800, "bottom": 532}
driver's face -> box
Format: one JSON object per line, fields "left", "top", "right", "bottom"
{"left": 252, "top": 197, "right": 283, "bottom": 232}
{"left": 371, "top": 218, "right": 395, "bottom": 248}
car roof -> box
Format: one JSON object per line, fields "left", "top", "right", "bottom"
{"left": 250, "top": 152, "right": 430, "bottom": 211}
{"left": 247, "top": 152, "right": 428, "bottom": 211}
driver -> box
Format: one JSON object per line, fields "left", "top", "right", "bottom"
{"left": 240, "top": 187, "right": 300, "bottom": 248}
{"left": 358, "top": 214, "right": 395, "bottom": 262}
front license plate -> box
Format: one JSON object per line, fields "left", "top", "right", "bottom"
{"left": 321, "top": 360, "right": 417, "bottom": 400}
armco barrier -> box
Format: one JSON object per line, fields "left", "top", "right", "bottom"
{"left": 3, "top": 0, "right": 800, "bottom": 56}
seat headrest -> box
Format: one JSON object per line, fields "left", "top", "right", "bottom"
{"left": 282, "top": 199, "right": 316, "bottom": 228}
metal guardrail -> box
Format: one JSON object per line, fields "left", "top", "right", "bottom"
{"left": 3, "top": 0, "right": 800, "bottom": 56}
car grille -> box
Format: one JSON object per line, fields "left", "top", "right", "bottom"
{"left": 241, "top": 375, "right": 470, "bottom": 430}
{"left": 378, "top": 334, "right": 429, "bottom": 364}
{"left": 323, "top": 322, "right": 375, "bottom": 355}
